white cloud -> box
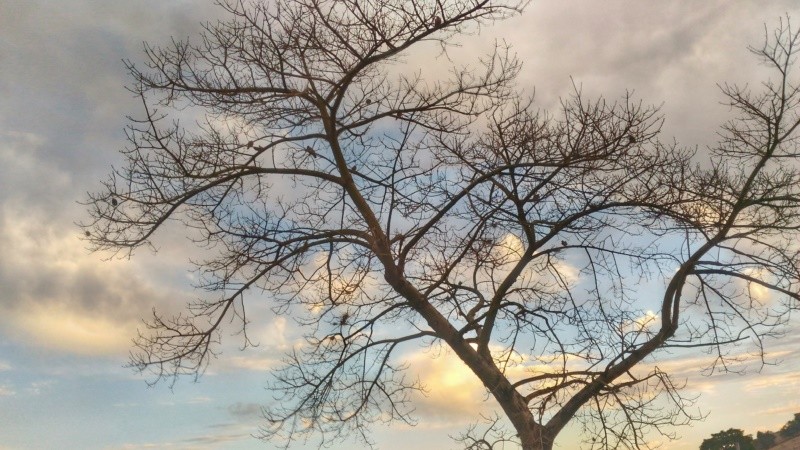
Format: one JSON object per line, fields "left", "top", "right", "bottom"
{"left": 24, "top": 380, "right": 55, "bottom": 396}
{"left": 740, "top": 268, "right": 773, "bottom": 305}
{"left": 0, "top": 384, "right": 15, "bottom": 397}
{"left": 619, "top": 310, "right": 660, "bottom": 335}
{"left": 493, "top": 233, "right": 524, "bottom": 262}
{"left": 212, "top": 316, "right": 292, "bottom": 373}
{"left": 217, "top": 355, "right": 282, "bottom": 374}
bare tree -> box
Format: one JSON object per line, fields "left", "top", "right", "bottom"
{"left": 84, "top": 1, "right": 800, "bottom": 449}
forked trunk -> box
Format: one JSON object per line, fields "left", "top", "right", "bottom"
{"left": 518, "top": 427, "right": 554, "bottom": 450}
{"left": 491, "top": 380, "right": 556, "bottom": 450}
{"left": 511, "top": 416, "right": 555, "bottom": 450}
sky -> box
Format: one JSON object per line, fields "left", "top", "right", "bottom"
{"left": 1, "top": 1, "right": 800, "bottom": 449}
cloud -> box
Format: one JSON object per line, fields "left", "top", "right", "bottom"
{"left": 111, "top": 404, "right": 263, "bottom": 449}
{"left": 24, "top": 380, "right": 55, "bottom": 396}
{"left": 218, "top": 355, "right": 282, "bottom": 373}
{"left": 467, "top": 1, "right": 799, "bottom": 150}
{"left": 0, "top": 127, "right": 204, "bottom": 363}
{"left": 0, "top": 203, "right": 188, "bottom": 356}
{"left": 210, "top": 315, "right": 292, "bottom": 373}
{"left": 114, "top": 423, "right": 256, "bottom": 449}
{"left": 739, "top": 268, "right": 773, "bottom": 305}
{"left": 180, "top": 432, "right": 250, "bottom": 446}
{"left": 0, "top": 384, "right": 15, "bottom": 397}
{"left": 227, "top": 402, "right": 263, "bottom": 420}
{"left": 756, "top": 403, "right": 800, "bottom": 418}
{"left": 115, "top": 444, "right": 179, "bottom": 449}
{"left": 0, "top": 1, "right": 225, "bottom": 222}
{"left": 620, "top": 310, "right": 660, "bottom": 335}
{"left": 186, "top": 396, "right": 213, "bottom": 405}
{"left": 398, "top": 345, "right": 560, "bottom": 428}
{"left": 741, "top": 370, "right": 800, "bottom": 394}
{"left": 494, "top": 233, "right": 524, "bottom": 262}
{"left": 401, "top": 347, "right": 493, "bottom": 426}
{"left": 0, "top": 131, "right": 72, "bottom": 212}
{"left": 251, "top": 316, "right": 290, "bottom": 350}
{"left": 11, "top": 303, "right": 134, "bottom": 356}
{"left": 1, "top": 2, "right": 799, "bottom": 450}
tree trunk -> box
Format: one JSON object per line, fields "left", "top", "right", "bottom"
{"left": 382, "top": 269, "right": 559, "bottom": 449}
{"left": 518, "top": 425, "right": 554, "bottom": 450}
{"left": 490, "top": 378, "right": 555, "bottom": 450}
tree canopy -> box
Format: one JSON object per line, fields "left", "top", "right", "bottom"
{"left": 84, "top": 1, "right": 800, "bottom": 449}
{"left": 701, "top": 412, "right": 800, "bottom": 450}
{"left": 700, "top": 429, "right": 756, "bottom": 450}
{"left": 780, "top": 413, "right": 800, "bottom": 438}
{"left": 755, "top": 431, "right": 777, "bottom": 450}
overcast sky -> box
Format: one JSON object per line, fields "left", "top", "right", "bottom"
{"left": 1, "top": 1, "right": 800, "bottom": 449}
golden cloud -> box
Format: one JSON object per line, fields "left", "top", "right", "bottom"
{"left": 402, "top": 347, "right": 493, "bottom": 426}
{"left": 12, "top": 303, "right": 135, "bottom": 356}
{"left": 0, "top": 206, "right": 184, "bottom": 356}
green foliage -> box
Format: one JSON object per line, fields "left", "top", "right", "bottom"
{"left": 780, "top": 413, "right": 800, "bottom": 438}
{"left": 700, "top": 428, "right": 755, "bottom": 450}
{"left": 705, "top": 413, "right": 800, "bottom": 450}
{"left": 754, "top": 431, "right": 776, "bottom": 450}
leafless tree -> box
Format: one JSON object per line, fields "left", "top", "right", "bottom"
{"left": 84, "top": 1, "right": 800, "bottom": 449}
{"left": 453, "top": 414, "right": 522, "bottom": 450}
